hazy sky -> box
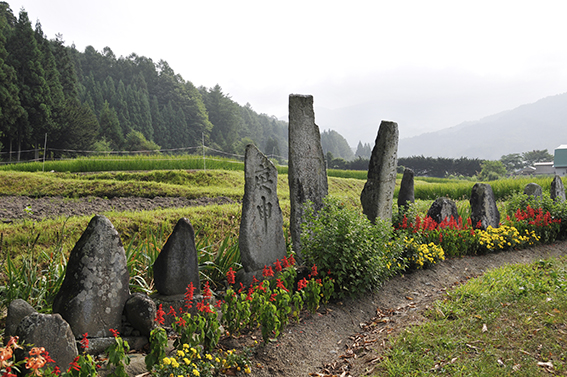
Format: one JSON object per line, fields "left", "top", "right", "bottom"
{"left": 6, "top": 0, "right": 567, "bottom": 147}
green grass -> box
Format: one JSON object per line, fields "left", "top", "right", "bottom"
{"left": 377, "top": 257, "right": 567, "bottom": 376}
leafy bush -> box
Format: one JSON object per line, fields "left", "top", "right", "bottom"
{"left": 300, "top": 197, "right": 404, "bottom": 298}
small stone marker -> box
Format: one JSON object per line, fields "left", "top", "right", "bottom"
{"left": 124, "top": 293, "right": 157, "bottom": 337}
{"left": 153, "top": 218, "right": 201, "bottom": 296}
{"left": 550, "top": 175, "right": 565, "bottom": 202}
{"left": 470, "top": 183, "right": 500, "bottom": 230}
{"left": 524, "top": 183, "right": 543, "bottom": 199}
{"left": 239, "top": 144, "right": 286, "bottom": 274}
{"left": 426, "top": 198, "right": 459, "bottom": 224}
{"left": 4, "top": 299, "right": 36, "bottom": 344}
{"left": 288, "top": 94, "right": 328, "bottom": 259}
{"left": 361, "top": 120, "right": 399, "bottom": 223}
{"left": 16, "top": 312, "right": 78, "bottom": 371}
{"left": 53, "top": 215, "right": 130, "bottom": 338}
{"left": 398, "top": 168, "right": 415, "bottom": 210}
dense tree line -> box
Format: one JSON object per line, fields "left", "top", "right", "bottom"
{"left": 397, "top": 156, "right": 483, "bottom": 177}
{"left": 0, "top": 3, "right": 289, "bottom": 161}
{"left": 321, "top": 129, "right": 354, "bottom": 161}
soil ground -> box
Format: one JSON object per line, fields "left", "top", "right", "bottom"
{"left": 1, "top": 195, "right": 566, "bottom": 376}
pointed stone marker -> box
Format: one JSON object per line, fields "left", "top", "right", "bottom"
{"left": 550, "top": 175, "right": 565, "bottom": 202}
{"left": 53, "top": 215, "right": 130, "bottom": 338}
{"left": 288, "top": 94, "right": 328, "bottom": 259}
{"left": 153, "top": 218, "right": 201, "bottom": 296}
{"left": 239, "top": 144, "right": 286, "bottom": 274}
{"left": 361, "top": 121, "right": 399, "bottom": 223}
{"left": 470, "top": 183, "right": 500, "bottom": 230}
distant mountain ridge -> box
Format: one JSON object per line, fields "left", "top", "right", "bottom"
{"left": 398, "top": 92, "right": 567, "bottom": 160}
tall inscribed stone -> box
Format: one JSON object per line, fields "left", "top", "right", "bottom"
{"left": 288, "top": 94, "right": 328, "bottom": 259}
{"left": 360, "top": 121, "right": 399, "bottom": 223}
{"left": 239, "top": 144, "right": 286, "bottom": 274}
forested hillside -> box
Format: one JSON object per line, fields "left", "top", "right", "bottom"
{"left": 0, "top": 3, "right": 290, "bottom": 161}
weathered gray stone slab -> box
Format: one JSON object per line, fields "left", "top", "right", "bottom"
{"left": 470, "top": 183, "right": 500, "bottom": 230}
{"left": 4, "top": 299, "right": 36, "bottom": 344}
{"left": 550, "top": 175, "right": 565, "bottom": 202}
{"left": 524, "top": 183, "right": 543, "bottom": 199}
{"left": 239, "top": 144, "right": 286, "bottom": 273}
{"left": 398, "top": 168, "right": 415, "bottom": 210}
{"left": 288, "top": 94, "right": 328, "bottom": 259}
{"left": 426, "top": 197, "right": 459, "bottom": 224}
{"left": 153, "top": 218, "right": 201, "bottom": 296}
{"left": 53, "top": 215, "right": 130, "bottom": 338}
{"left": 15, "top": 312, "right": 78, "bottom": 371}
{"left": 361, "top": 121, "right": 399, "bottom": 223}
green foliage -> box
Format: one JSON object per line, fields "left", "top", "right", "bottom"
{"left": 321, "top": 129, "right": 355, "bottom": 161}
{"left": 146, "top": 327, "right": 168, "bottom": 372}
{"left": 500, "top": 152, "right": 523, "bottom": 172}
{"left": 398, "top": 156, "right": 482, "bottom": 177}
{"left": 478, "top": 160, "right": 507, "bottom": 181}
{"left": 522, "top": 149, "right": 553, "bottom": 166}
{"left": 105, "top": 332, "right": 131, "bottom": 377}
{"left": 300, "top": 197, "right": 404, "bottom": 298}
{"left": 123, "top": 130, "right": 160, "bottom": 153}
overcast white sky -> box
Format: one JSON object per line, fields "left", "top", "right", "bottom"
{"left": 6, "top": 0, "right": 567, "bottom": 147}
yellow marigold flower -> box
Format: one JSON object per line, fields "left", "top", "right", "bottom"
{"left": 183, "top": 358, "right": 191, "bottom": 365}
{"left": 205, "top": 354, "right": 213, "bottom": 361}
{"left": 183, "top": 344, "right": 190, "bottom": 350}
{"left": 163, "top": 357, "right": 171, "bottom": 365}
{"left": 177, "top": 350, "right": 185, "bottom": 357}
{"left": 245, "top": 366, "right": 252, "bottom": 374}
{"left": 171, "top": 360, "right": 180, "bottom": 368}
{"left": 215, "top": 358, "right": 220, "bottom": 363}
{"left": 192, "top": 369, "right": 200, "bottom": 376}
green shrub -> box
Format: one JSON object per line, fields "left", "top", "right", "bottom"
{"left": 300, "top": 197, "right": 404, "bottom": 298}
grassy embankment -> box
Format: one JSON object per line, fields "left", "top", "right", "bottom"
{"left": 378, "top": 257, "right": 567, "bottom": 376}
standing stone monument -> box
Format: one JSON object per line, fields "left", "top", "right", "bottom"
{"left": 398, "top": 168, "right": 415, "bottom": 210}
{"left": 153, "top": 218, "right": 201, "bottom": 296}
{"left": 239, "top": 144, "right": 286, "bottom": 280}
{"left": 426, "top": 197, "right": 459, "bottom": 224}
{"left": 550, "top": 175, "right": 565, "bottom": 202}
{"left": 361, "top": 121, "right": 399, "bottom": 223}
{"left": 288, "top": 94, "right": 328, "bottom": 259}
{"left": 53, "top": 215, "right": 130, "bottom": 338}
{"left": 470, "top": 183, "right": 500, "bottom": 230}
{"left": 524, "top": 183, "right": 543, "bottom": 199}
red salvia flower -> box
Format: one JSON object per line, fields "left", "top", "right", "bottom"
{"left": 155, "top": 304, "right": 165, "bottom": 325}
{"left": 246, "top": 287, "right": 253, "bottom": 301}
{"left": 68, "top": 356, "right": 81, "bottom": 372}
{"left": 289, "top": 255, "right": 296, "bottom": 266}
{"left": 167, "top": 306, "right": 177, "bottom": 318}
{"left": 80, "top": 333, "right": 89, "bottom": 351}
{"left": 274, "top": 259, "right": 282, "bottom": 272}
{"left": 185, "top": 282, "right": 195, "bottom": 309}
{"left": 197, "top": 300, "right": 213, "bottom": 314}
{"left": 252, "top": 275, "right": 259, "bottom": 286}
{"left": 203, "top": 281, "right": 212, "bottom": 300}
{"left": 282, "top": 256, "right": 290, "bottom": 268}
{"left": 175, "top": 317, "right": 187, "bottom": 327}
{"left": 53, "top": 366, "right": 61, "bottom": 376}
{"left": 276, "top": 278, "right": 289, "bottom": 292}
{"left": 263, "top": 265, "right": 274, "bottom": 278}
{"left": 109, "top": 328, "right": 120, "bottom": 338}
{"left": 297, "top": 278, "right": 308, "bottom": 291}
{"left": 226, "top": 267, "right": 236, "bottom": 284}
{"left": 269, "top": 293, "right": 277, "bottom": 302}
{"left": 310, "top": 264, "right": 318, "bottom": 278}
{"left": 238, "top": 282, "right": 245, "bottom": 293}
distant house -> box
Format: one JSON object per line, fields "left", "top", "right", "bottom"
{"left": 534, "top": 162, "right": 555, "bottom": 175}
{"left": 518, "top": 166, "right": 536, "bottom": 175}
{"left": 555, "top": 145, "right": 567, "bottom": 176}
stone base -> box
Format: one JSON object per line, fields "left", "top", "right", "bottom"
{"left": 82, "top": 336, "right": 148, "bottom": 355}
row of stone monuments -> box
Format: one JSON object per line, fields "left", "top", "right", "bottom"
{"left": 6, "top": 93, "right": 565, "bottom": 372}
